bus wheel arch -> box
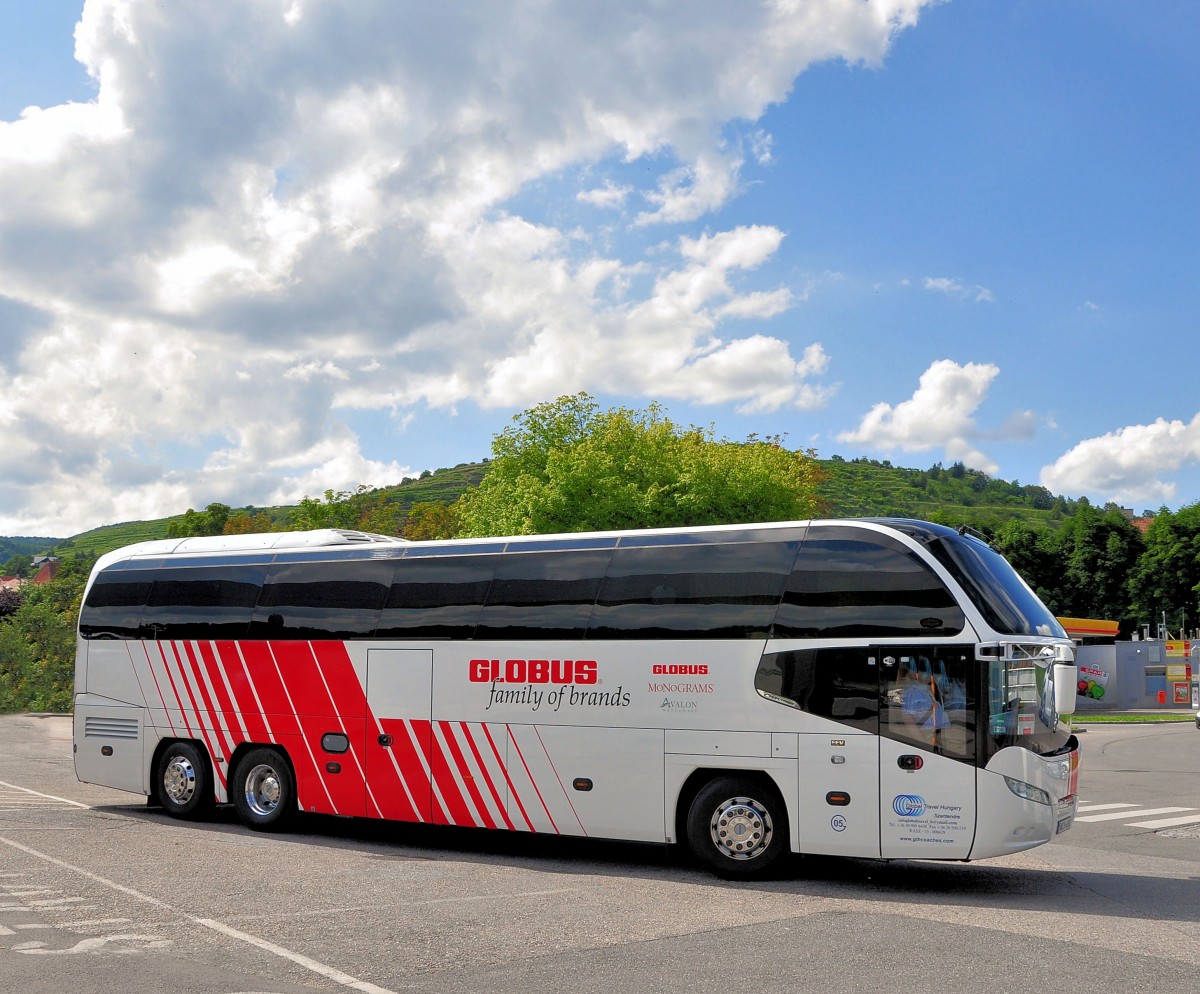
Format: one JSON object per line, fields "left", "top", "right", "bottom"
{"left": 230, "top": 745, "right": 298, "bottom": 832}
{"left": 152, "top": 739, "right": 215, "bottom": 820}
{"left": 681, "top": 771, "right": 790, "bottom": 879}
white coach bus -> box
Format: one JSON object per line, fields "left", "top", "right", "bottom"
{"left": 73, "top": 518, "right": 1080, "bottom": 877}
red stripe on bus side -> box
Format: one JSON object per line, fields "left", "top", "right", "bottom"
{"left": 459, "top": 723, "right": 514, "bottom": 831}
{"left": 164, "top": 641, "right": 225, "bottom": 793}
{"left": 181, "top": 642, "right": 233, "bottom": 774}
{"left": 509, "top": 726, "right": 559, "bottom": 834}
{"left": 216, "top": 641, "right": 271, "bottom": 742}
{"left": 266, "top": 642, "right": 342, "bottom": 816}
{"left": 409, "top": 718, "right": 456, "bottom": 825}
{"left": 139, "top": 641, "right": 177, "bottom": 735}
{"left": 373, "top": 717, "right": 425, "bottom": 822}
{"left": 437, "top": 721, "right": 496, "bottom": 829}
{"left": 237, "top": 641, "right": 330, "bottom": 815}
{"left": 482, "top": 723, "right": 534, "bottom": 832}
{"left": 196, "top": 641, "right": 246, "bottom": 745}
{"left": 307, "top": 642, "right": 372, "bottom": 816}
{"left": 309, "top": 641, "right": 367, "bottom": 719}
{"left": 533, "top": 725, "right": 585, "bottom": 836}
{"left": 155, "top": 641, "right": 196, "bottom": 738}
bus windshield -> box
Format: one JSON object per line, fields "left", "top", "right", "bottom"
{"left": 984, "top": 646, "right": 1075, "bottom": 759}
{"left": 925, "top": 533, "right": 1065, "bottom": 638}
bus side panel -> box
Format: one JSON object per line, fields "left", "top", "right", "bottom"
{"left": 879, "top": 737, "right": 976, "bottom": 859}
{"left": 795, "top": 731, "right": 880, "bottom": 858}
{"left": 505, "top": 724, "right": 666, "bottom": 842}
{"left": 74, "top": 640, "right": 151, "bottom": 795}
{"left": 73, "top": 696, "right": 146, "bottom": 794}
{"left": 82, "top": 640, "right": 146, "bottom": 707}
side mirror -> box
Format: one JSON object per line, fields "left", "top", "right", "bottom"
{"left": 1054, "top": 664, "right": 1078, "bottom": 716}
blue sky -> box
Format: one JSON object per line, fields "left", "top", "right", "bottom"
{"left": 1, "top": 1, "right": 1197, "bottom": 536}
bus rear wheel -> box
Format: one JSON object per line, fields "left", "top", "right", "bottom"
{"left": 686, "top": 776, "right": 788, "bottom": 879}
{"left": 155, "top": 741, "right": 214, "bottom": 820}
{"left": 231, "top": 747, "right": 296, "bottom": 832}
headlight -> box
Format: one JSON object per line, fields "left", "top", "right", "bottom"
{"left": 1046, "top": 758, "right": 1071, "bottom": 782}
{"left": 1003, "top": 776, "right": 1051, "bottom": 805}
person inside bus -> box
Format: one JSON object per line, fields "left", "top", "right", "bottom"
{"left": 897, "top": 660, "right": 951, "bottom": 749}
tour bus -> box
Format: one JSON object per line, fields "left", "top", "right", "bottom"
{"left": 73, "top": 518, "right": 1080, "bottom": 877}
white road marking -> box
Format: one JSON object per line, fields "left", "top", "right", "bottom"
{"left": 1074, "top": 807, "right": 1193, "bottom": 823}
{"left": 1127, "top": 812, "right": 1200, "bottom": 829}
{"left": 0, "top": 781, "right": 91, "bottom": 809}
{"left": 0, "top": 834, "right": 399, "bottom": 994}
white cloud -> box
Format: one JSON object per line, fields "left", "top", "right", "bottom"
{"left": 923, "top": 276, "right": 995, "bottom": 304}
{"left": 577, "top": 180, "right": 632, "bottom": 210}
{"left": 1040, "top": 415, "right": 1200, "bottom": 506}
{"left": 837, "top": 359, "right": 1002, "bottom": 473}
{"left": 0, "top": 0, "right": 936, "bottom": 534}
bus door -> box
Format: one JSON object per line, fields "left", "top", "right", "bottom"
{"left": 365, "top": 648, "right": 434, "bottom": 823}
{"left": 877, "top": 645, "right": 978, "bottom": 859}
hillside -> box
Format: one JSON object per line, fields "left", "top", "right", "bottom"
{"left": 818, "top": 457, "right": 1077, "bottom": 528}
{"left": 7, "top": 456, "right": 1082, "bottom": 563}
{"left": 0, "top": 535, "right": 64, "bottom": 566}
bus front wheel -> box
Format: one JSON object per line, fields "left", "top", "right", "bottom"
{"left": 685, "top": 776, "right": 788, "bottom": 879}
{"left": 155, "top": 741, "right": 214, "bottom": 820}
{"left": 231, "top": 747, "right": 296, "bottom": 832}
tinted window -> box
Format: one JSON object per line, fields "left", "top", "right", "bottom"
{"left": 377, "top": 556, "right": 497, "bottom": 639}
{"left": 475, "top": 550, "right": 610, "bottom": 639}
{"left": 142, "top": 564, "right": 267, "bottom": 640}
{"left": 249, "top": 559, "right": 396, "bottom": 639}
{"left": 774, "top": 526, "right": 965, "bottom": 638}
{"left": 589, "top": 541, "right": 797, "bottom": 639}
{"left": 880, "top": 646, "right": 977, "bottom": 762}
{"left": 926, "top": 535, "right": 1065, "bottom": 638}
{"left": 80, "top": 567, "right": 157, "bottom": 639}
{"left": 755, "top": 646, "right": 879, "bottom": 733}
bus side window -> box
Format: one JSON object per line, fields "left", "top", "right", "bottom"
{"left": 79, "top": 566, "right": 158, "bottom": 639}
{"left": 773, "top": 527, "right": 965, "bottom": 639}
{"left": 590, "top": 541, "right": 796, "bottom": 639}
{"left": 377, "top": 556, "right": 496, "bottom": 639}
{"left": 475, "top": 550, "right": 609, "bottom": 639}
{"left": 755, "top": 648, "right": 878, "bottom": 733}
{"left": 249, "top": 558, "right": 396, "bottom": 639}
{"left": 880, "top": 648, "right": 977, "bottom": 761}
{"left": 142, "top": 564, "right": 267, "bottom": 640}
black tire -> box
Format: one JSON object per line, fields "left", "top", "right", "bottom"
{"left": 231, "top": 747, "right": 296, "bottom": 831}
{"left": 155, "top": 741, "right": 214, "bottom": 820}
{"left": 685, "top": 775, "right": 789, "bottom": 879}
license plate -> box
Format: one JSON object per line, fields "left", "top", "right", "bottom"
{"left": 1056, "top": 814, "right": 1074, "bottom": 834}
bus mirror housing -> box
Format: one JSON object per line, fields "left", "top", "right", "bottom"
{"left": 1054, "top": 664, "right": 1078, "bottom": 716}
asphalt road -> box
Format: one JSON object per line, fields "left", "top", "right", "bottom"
{"left": 2, "top": 714, "right": 1199, "bottom": 994}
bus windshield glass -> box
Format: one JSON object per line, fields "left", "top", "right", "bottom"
{"left": 926, "top": 533, "right": 1065, "bottom": 638}
{"left": 985, "top": 648, "right": 1075, "bottom": 759}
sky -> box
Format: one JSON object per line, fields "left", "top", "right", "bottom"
{"left": 1, "top": 0, "right": 1198, "bottom": 538}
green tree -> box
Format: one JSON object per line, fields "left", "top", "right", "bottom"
{"left": 455, "top": 393, "right": 827, "bottom": 536}
{"left": 2, "top": 553, "right": 31, "bottom": 578}
{"left": 0, "top": 559, "right": 89, "bottom": 713}
{"left": 991, "top": 518, "right": 1060, "bottom": 609}
{"left": 401, "top": 501, "right": 461, "bottom": 541}
{"left": 1053, "top": 504, "right": 1143, "bottom": 622}
{"left": 1126, "top": 503, "right": 1200, "bottom": 627}
{"left": 167, "top": 502, "right": 232, "bottom": 538}
{"left": 223, "top": 511, "right": 279, "bottom": 535}
{"left": 291, "top": 488, "right": 372, "bottom": 531}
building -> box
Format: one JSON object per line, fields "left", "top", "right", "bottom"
{"left": 30, "top": 556, "right": 60, "bottom": 585}
{"left": 1061, "top": 617, "right": 1198, "bottom": 711}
